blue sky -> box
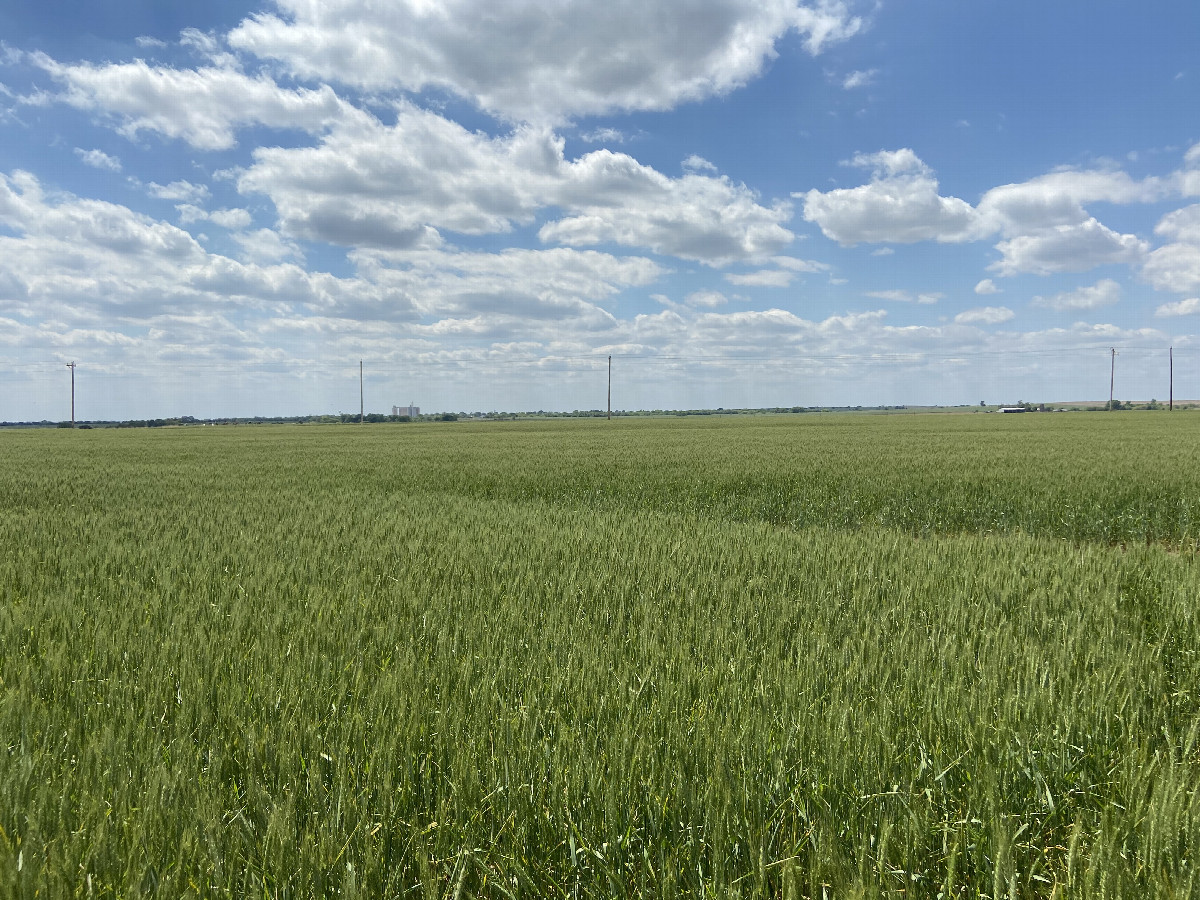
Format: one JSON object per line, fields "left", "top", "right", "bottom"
{"left": 2, "top": 0, "right": 1199, "bottom": 418}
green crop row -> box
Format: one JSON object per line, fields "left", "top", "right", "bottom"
{"left": 2, "top": 415, "right": 1199, "bottom": 897}
{"left": 7, "top": 412, "right": 1196, "bottom": 547}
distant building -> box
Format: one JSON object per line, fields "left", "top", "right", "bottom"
{"left": 999, "top": 406, "right": 1026, "bottom": 413}
{"left": 392, "top": 404, "right": 420, "bottom": 417}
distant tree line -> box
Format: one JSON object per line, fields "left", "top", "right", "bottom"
{"left": 6, "top": 402, "right": 1193, "bottom": 430}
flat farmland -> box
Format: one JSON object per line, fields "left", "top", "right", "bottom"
{"left": 2, "top": 413, "right": 1199, "bottom": 898}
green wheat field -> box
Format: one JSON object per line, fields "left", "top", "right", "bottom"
{"left": 2, "top": 413, "right": 1199, "bottom": 898}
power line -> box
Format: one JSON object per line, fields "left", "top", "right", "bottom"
{"left": 66, "top": 361, "right": 76, "bottom": 427}
{"left": 1109, "top": 347, "right": 1118, "bottom": 408}
{"left": 4, "top": 343, "right": 1192, "bottom": 373}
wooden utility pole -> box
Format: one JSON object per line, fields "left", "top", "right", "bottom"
{"left": 1109, "top": 348, "right": 1116, "bottom": 409}
{"left": 607, "top": 355, "right": 611, "bottom": 420}
{"left": 359, "top": 360, "right": 364, "bottom": 424}
{"left": 66, "top": 361, "right": 76, "bottom": 426}
{"left": 1170, "top": 347, "right": 1174, "bottom": 411}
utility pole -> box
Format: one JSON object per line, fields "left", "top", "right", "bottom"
{"left": 607, "top": 355, "right": 611, "bottom": 420}
{"left": 1170, "top": 347, "right": 1174, "bottom": 411}
{"left": 1109, "top": 348, "right": 1117, "bottom": 409}
{"left": 66, "top": 361, "right": 76, "bottom": 426}
{"left": 359, "top": 360, "right": 364, "bottom": 424}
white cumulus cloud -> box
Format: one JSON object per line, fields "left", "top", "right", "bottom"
{"left": 208, "top": 208, "right": 254, "bottom": 230}
{"left": 1144, "top": 244, "right": 1200, "bottom": 294}
{"left": 1143, "top": 204, "right": 1200, "bottom": 294}
{"left": 865, "top": 289, "right": 940, "bottom": 304}
{"left": 801, "top": 149, "right": 980, "bottom": 245}
{"left": 976, "top": 169, "right": 1166, "bottom": 235}
{"left": 954, "top": 306, "right": 1014, "bottom": 325}
{"left": 802, "top": 151, "right": 1157, "bottom": 276}
{"left": 148, "top": 180, "right": 211, "bottom": 203}
{"left": 683, "top": 155, "right": 719, "bottom": 173}
{"left": 350, "top": 246, "right": 663, "bottom": 325}
{"left": 240, "top": 106, "right": 793, "bottom": 264}
{"left": 773, "top": 256, "right": 830, "bottom": 272}
{"left": 32, "top": 53, "right": 355, "bottom": 150}
{"left": 725, "top": 269, "right": 795, "bottom": 287}
{"left": 227, "top": 0, "right": 864, "bottom": 122}
{"left": 1154, "top": 203, "right": 1200, "bottom": 244}
{"left": 685, "top": 290, "right": 729, "bottom": 308}
{"left": 1155, "top": 297, "right": 1200, "bottom": 317}
{"left": 233, "top": 228, "right": 302, "bottom": 264}
{"left": 1032, "top": 278, "right": 1122, "bottom": 312}
{"left": 74, "top": 148, "right": 121, "bottom": 171}
{"left": 841, "top": 69, "right": 875, "bottom": 89}
{"left": 990, "top": 219, "right": 1148, "bottom": 277}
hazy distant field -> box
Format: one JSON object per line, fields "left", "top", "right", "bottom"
{"left": 2, "top": 414, "right": 1199, "bottom": 897}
